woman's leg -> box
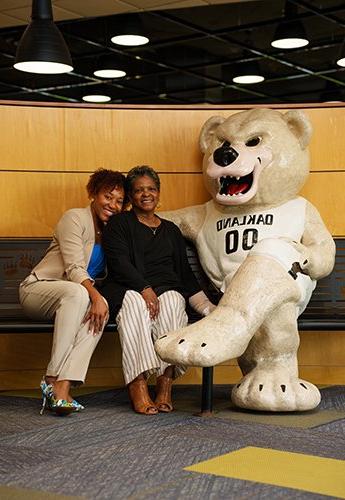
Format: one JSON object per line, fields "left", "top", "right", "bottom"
{"left": 20, "top": 279, "right": 100, "bottom": 401}
{"left": 152, "top": 290, "right": 188, "bottom": 378}
{"left": 151, "top": 290, "right": 188, "bottom": 411}
{"left": 117, "top": 290, "right": 161, "bottom": 384}
{"left": 116, "top": 290, "right": 160, "bottom": 414}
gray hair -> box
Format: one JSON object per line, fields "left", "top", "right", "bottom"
{"left": 126, "top": 165, "right": 160, "bottom": 193}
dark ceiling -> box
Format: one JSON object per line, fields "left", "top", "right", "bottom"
{"left": 0, "top": 0, "right": 344, "bottom": 105}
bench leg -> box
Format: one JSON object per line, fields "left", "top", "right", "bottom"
{"left": 199, "top": 366, "right": 214, "bottom": 417}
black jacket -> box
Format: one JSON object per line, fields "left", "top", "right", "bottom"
{"left": 101, "top": 210, "right": 200, "bottom": 319}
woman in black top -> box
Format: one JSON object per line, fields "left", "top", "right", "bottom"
{"left": 102, "top": 166, "right": 214, "bottom": 415}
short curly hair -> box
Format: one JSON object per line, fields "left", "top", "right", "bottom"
{"left": 125, "top": 165, "right": 160, "bottom": 194}
{"left": 87, "top": 168, "right": 127, "bottom": 202}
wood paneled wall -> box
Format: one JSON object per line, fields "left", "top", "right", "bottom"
{"left": 0, "top": 102, "right": 344, "bottom": 390}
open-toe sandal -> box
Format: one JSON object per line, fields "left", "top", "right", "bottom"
{"left": 155, "top": 375, "right": 173, "bottom": 413}
{"left": 128, "top": 378, "right": 158, "bottom": 415}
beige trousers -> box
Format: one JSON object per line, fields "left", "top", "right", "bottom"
{"left": 19, "top": 274, "right": 103, "bottom": 383}
{"left": 116, "top": 290, "right": 188, "bottom": 385}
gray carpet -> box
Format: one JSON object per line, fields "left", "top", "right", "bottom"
{"left": 0, "top": 385, "right": 344, "bottom": 499}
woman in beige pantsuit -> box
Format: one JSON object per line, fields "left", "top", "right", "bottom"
{"left": 19, "top": 169, "right": 126, "bottom": 415}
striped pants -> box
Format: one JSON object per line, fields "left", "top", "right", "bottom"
{"left": 116, "top": 290, "right": 188, "bottom": 385}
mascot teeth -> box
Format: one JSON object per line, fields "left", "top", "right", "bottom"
{"left": 219, "top": 172, "right": 253, "bottom": 196}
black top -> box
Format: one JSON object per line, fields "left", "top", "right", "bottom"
{"left": 101, "top": 210, "right": 201, "bottom": 319}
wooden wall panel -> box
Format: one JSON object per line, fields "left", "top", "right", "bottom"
{"left": 306, "top": 108, "right": 345, "bottom": 171}
{"left": 1, "top": 170, "right": 343, "bottom": 237}
{"left": 0, "top": 104, "right": 344, "bottom": 173}
{"left": 0, "top": 171, "right": 210, "bottom": 236}
{"left": 300, "top": 171, "right": 345, "bottom": 236}
{"left": 0, "top": 105, "right": 66, "bottom": 171}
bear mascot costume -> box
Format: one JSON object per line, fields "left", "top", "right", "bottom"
{"left": 155, "top": 108, "right": 335, "bottom": 412}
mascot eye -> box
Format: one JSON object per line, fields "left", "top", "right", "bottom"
{"left": 246, "top": 136, "right": 261, "bottom": 147}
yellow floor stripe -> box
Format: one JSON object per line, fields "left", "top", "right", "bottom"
{"left": 214, "top": 407, "right": 345, "bottom": 428}
{"left": 0, "top": 484, "right": 83, "bottom": 499}
{"left": 185, "top": 447, "right": 345, "bottom": 498}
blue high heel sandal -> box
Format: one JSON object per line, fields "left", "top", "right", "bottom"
{"left": 40, "top": 379, "right": 75, "bottom": 416}
{"left": 71, "top": 399, "right": 85, "bottom": 412}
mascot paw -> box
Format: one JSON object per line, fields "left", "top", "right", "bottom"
{"left": 155, "top": 313, "right": 250, "bottom": 367}
{"left": 155, "top": 327, "right": 216, "bottom": 367}
{"left": 231, "top": 368, "right": 321, "bottom": 412}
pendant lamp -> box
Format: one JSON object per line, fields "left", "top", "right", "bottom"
{"left": 232, "top": 61, "right": 265, "bottom": 85}
{"left": 14, "top": 0, "right": 73, "bottom": 74}
{"left": 111, "top": 15, "right": 149, "bottom": 47}
{"left": 271, "top": 2, "right": 309, "bottom": 50}
{"left": 271, "top": 20, "right": 309, "bottom": 49}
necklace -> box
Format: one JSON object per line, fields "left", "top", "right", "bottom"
{"left": 137, "top": 213, "right": 160, "bottom": 236}
{"left": 148, "top": 226, "right": 158, "bottom": 236}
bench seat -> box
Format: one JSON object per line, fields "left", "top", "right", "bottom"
{"left": 0, "top": 237, "right": 344, "bottom": 414}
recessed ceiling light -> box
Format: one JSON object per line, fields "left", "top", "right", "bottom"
{"left": 233, "top": 75, "right": 265, "bottom": 84}
{"left": 111, "top": 34, "right": 149, "bottom": 46}
{"left": 82, "top": 95, "right": 111, "bottom": 103}
{"left": 94, "top": 69, "right": 126, "bottom": 78}
{"left": 336, "top": 57, "right": 345, "bottom": 67}
{"left": 271, "top": 37, "right": 309, "bottom": 49}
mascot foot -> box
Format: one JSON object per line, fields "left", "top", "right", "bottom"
{"left": 231, "top": 368, "right": 321, "bottom": 412}
{"left": 155, "top": 307, "right": 252, "bottom": 367}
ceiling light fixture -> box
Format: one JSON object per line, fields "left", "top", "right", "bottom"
{"left": 233, "top": 74, "right": 265, "bottom": 84}
{"left": 94, "top": 69, "right": 126, "bottom": 78}
{"left": 271, "top": 21, "right": 309, "bottom": 49}
{"left": 271, "top": 2, "right": 309, "bottom": 50}
{"left": 232, "top": 62, "right": 265, "bottom": 85}
{"left": 14, "top": 0, "right": 73, "bottom": 74}
{"left": 111, "top": 15, "right": 149, "bottom": 47}
{"left": 111, "top": 34, "right": 149, "bottom": 47}
{"left": 82, "top": 95, "right": 111, "bottom": 103}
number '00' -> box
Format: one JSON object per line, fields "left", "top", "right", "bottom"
{"left": 225, "top": 229, "right": 258, "bottom": 254}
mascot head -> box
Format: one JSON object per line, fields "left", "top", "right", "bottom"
{"left": 200, "top": 108, "right": 312, "bottom": 208}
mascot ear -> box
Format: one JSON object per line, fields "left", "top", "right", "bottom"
{"left": 283, "top": 110, "right": 312, "bottom": 150}
{"left": 199, "top": 115, "right": 226, "bottom": 154}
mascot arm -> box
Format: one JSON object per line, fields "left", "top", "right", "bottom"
{"left": 159, "top": 204, "right": 206, "bottom": 242}
{"left": 297, "top": 202, "right": 335, "bottom": 280}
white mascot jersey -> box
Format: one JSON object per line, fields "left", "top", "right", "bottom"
{"left": 196, "top": 196, "right": 306, "bottom": 291}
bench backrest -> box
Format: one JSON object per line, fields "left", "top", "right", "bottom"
{"left": 0, "top": 237, "right": 344, "bottom": 324}
{"left": 0, "top": 238, "right": 51, "bottom": 320}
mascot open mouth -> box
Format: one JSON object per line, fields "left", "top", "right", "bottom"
{"left": 219, "top": 172, "right": 253, "bottom": 197}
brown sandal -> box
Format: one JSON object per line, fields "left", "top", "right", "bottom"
{"left": 155, "top": 375, "right": 173, "bottom": 413}
{"left": 127, "top": 378, "right": 158, "bottom": 415}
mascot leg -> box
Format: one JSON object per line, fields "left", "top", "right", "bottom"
{"left": 155, "top": 238, "right": 306, "bottom": 368}
{"left": 232, "top": 302, "right": 320, "bottom": 411}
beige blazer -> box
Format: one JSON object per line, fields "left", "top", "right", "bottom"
{"left": 32, "top": 206, "right": 96, "bottom": 284}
